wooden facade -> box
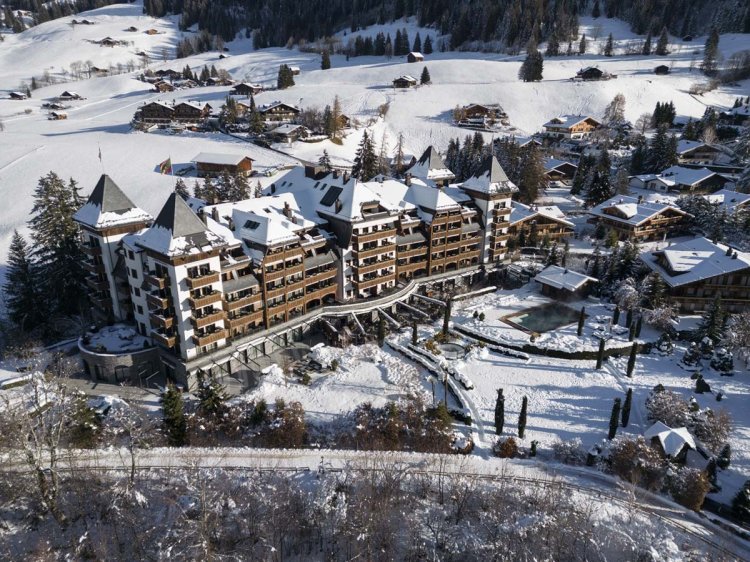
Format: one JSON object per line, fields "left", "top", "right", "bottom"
{"left": 138, "top": 102, "right": 174, "bottom": 123}
{"left": 591, "top": 207, "right": 685, "bottom": 241}
{"left": 194, "top": 156, "right": 254, "bottom": 177}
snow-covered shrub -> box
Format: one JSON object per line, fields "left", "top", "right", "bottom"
{"left": 608, "top": 436, "right": 667, "bottom": 491}
{"left": 699, "top": 336, "right": 714, "bottom": 359}
{"left": 646, "top": 390, "right": 690, "bottom": 428}
{"left": 717, "top": 444, "right": 731, "bottom": 469}
{"left": 656, "top": 332, "right": 674, "bottom": 355}
{"left": 733, "top": 479, "right": 750, "bottom": 523}
{"left": 494, "top": 436, "right": 519, "bottom": 458}
{"left": 691, "top": 408, "right": 731, "bottom": 454}
{"left": 694, "top": 374, "right": 711, "bottom": 394}
{"left": 710, "top": 347, "right": 734, "bottom": 373}
{"left": 668, "top": 467, "right": 710, "bottom": 511}
{"left": 551, "top": 438, "right": 587, "bottom": 465}
{"left": 681, "top": 342, "right": 701, "bottom": 367}
{"left": 645, "top": 305, "right": 677, "bottom": 334}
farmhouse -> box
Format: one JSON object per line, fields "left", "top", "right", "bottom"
{"left": 288, "top": 66, "right": 301, "bottom": 75}
{"left": 153, "top": 81, "right": 174, "bottom": 92}
{"left": 192, "top": 153, "right": 254, "bottom": 177}
{"left": 654, "top": 64, "right": 670, "bottom": 75}
{"left": 58, "top": 91, "right": 83, "bottom": 101}
{"left": 535, "top": 265, "right": 598, "bottom": 300}
{"left": 676, "top": 140, "right": 730, "bottom": 165}
{"left": 137, "top": 101, "right": 175, "bottom": 124}
{"left": 508, "top": 202, "right": 574, "bottom": 247}
{"left": 393, "top": 75, "right": 418, "bottom": 88}
{"left": 588, "top": 195, "right": 687, "bottom": 241}
{"left": 231, "top": 83, "right": 263, "bottom": 96}
{"left": 407, "top": 52, "right": 424, "bottom": 63}
{"left": 48, "top": 111, "right": 67, "bottom": 120}
{"left": 9, "top": 91, "right": 27, "bottom": 100}
{"left": 542, "top": 115, "right": 601, "bottom": 139}
{"left": 703, "top": 189, "right": 750, "bottom": 214}
{"left": 258, "top": 101, "right": 300, "bottom": 122}
{"left": 575, "top": 67, "right": 603, "bottom": 80}
{"left": 266, "top": 124, "right": 310, "bottom": 143}
{"left": 173, "top": 101, "right": 212, "bottom": 123}
{"left": 640, "top": 237, "right": 750, "bottom": 313}
{"left": 631, "top": 165, "right": 733, "bottom": 193}
{"left": 543, "top": 158, "right": 578, "bottom": 185}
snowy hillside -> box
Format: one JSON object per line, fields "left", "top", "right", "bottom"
{"left": 0, "top": 4, "right": 749, "bottom": 269}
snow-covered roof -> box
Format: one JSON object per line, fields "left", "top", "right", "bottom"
{"left": 509, "top": 201, "right": 573, "bottom": 227}
{"left": 648, "top": 165, "right": 721, "bottom": 188}
{"left": 74, "top": 174, "right": 153, "bottom": 229}
{"left": 460, "top": 155, "right": 518, "bottom": 195}
{"left": 408, "top": 51, "right": 424, "bottom": 57}
{"left": 234, "top": 209, "right": 300, "bottom": 246}
{"left": 258, "top": 101, "right": 299, "bottom": 112}
{"left": 407, "top": 146, "right": 455, "bottom": 183}
{"left": 268, "top": 123, "right": 307, "bottom": 135}
{"left": 191, "top": 152, "right": 253, "bottom": 166}
{"left": 640, "top": 237, "right": 750, "bottom": 287}
{"left": 676, "top": 140, "right": 719, "bottom": 155}
{"left": 143, "top": 100, "right": 173, "bottom": 111}
{"left": 395, "top": 75, "right": 418, "bottom": 83}
{"left": 703, "top": 189, "right": 750, "bottom": 213}
{"left": 535, "top": 265, "right": 597, "bottom": 291}
{"left": 543, "top": 158, "right": 577, "bottom": 172}
{"left": 644, "top": 421, "right": 696, "bottom": 457}
{"left": 543, "top": 115, "right": 600, "bottom": 129}
{"left": 589, "top": 195, "right": 685, "bottom": 226}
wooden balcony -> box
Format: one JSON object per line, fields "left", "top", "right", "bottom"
{"left": 397, "top": 246, "right": 427, "bottom": 259}
{"left": 358, "top": 274, "right": 394, "bottom": 290}
{"left": 151, "top": 330, "right": 176, "bottom": 348}
{"left": 192, "top": 329, "right": 228, "bottom": 347}
{"left": 493, "top": 207, "right": 511, "bottom": 217}
{"left": 189, "top": 291, "right": 221, "bottom": 309}
{"left": 90, "top": 294, "right": 112, "bottom": 310}
{"left": 223, "top": 294, "right": 261, "bottom": 312}
{"left": 355, "top": 243, "right": 396, "bottom": 260}
{"left": 86, "top": 277, "right": 109, "bottom": 292}
{"left": 145, "top": 272, "right": 167, "bottom": 290}
{"left": 305, "top": 285, "right": 336, "bottom": 303}
{"left": 147, "top": 293, "right": 170, "bottom": 310}
{"left": 191, "top": 309, "right": 225, "bottom": 329}
{"left": 150, "top": 312, "right": 174, "bottom": 330}
{"left": 81, "top": 244, "right": 102, "bottom": 257}
{"left": 265, "top": 285, "right": 286, "bottom": 300}
{"left": 398, "top": 261, "right": 428, "bottom": 274}
{"left": 264, "top": 267, "right": 287, "bottom": 283}
{"left": 226, "top": 310, "right": 264, "bottom": 330}
{"left": 355, "top": 227, "right": 397, "bottom": 244}
{"left": 83, "top": 261, "right": 105, "bottom": 275}
{"left": 186, "top": 271, "right": 219, "bottom": 290}
{"left": 306, "top": 268, "right": 336, "bottom": 284}
{"left": 358, "top": 258, "right": 395, "bottom": 276}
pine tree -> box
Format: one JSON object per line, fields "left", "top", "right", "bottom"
{"left": 420, "top": 66, "right": 431, "bottom": 84}
{"left": 29, "top": 172, "right": 86, "bottom": 319}
{"left": 321, "top": 50, "right": 331, "bottom": 70}
{"left": 377, "top": 317, "right": 386, "bottom": 347}
{"left": 277, "top": 64, "right": 294, "bottom": 89}
{"left": 584, "top": 149, "right": 613, "bottom": 206}
{"left": 423, "top": 35, "right": 433, "bottom": 55}
{"left": 608, "top": 398, "right": 621, "bottom": 439}
{"left": 578, "top": 306, "right": 585, "bottom": 336}
{"left": 621, "top": 388, "right": 633, "bottom": 427}
{"left": 412, "top": 321, "right": 418, "bottom": 345}
{"left": 519, "top": 40, "right": 543, "bottom": 82}
{"left": 732, "top": 480, "right": 750, "bottom": 523}
{"left": 545, "top": 31, "right": 559, "bottom": 56}
{"left": 655, "top": 27, "right": 669, "bottom": 56}
{"left": 161, "top": 384, "right": 187, "bottom": 446}
{"left": 195, "top": 370, "right": 228, "bottom": 418}
{"left": 642, "top": 32, "right": 652, "bottom": 55}
{"left": 592, "top": 0, "right": 601, "bottom": 18}
{"left": 604, "top": 33, "right": 614, "bottom": 56}
{"left": 701, "top": 27, "right": 720, "bottom": 76}
{"left": 4, "top": 231, "right": 41, "bottom": 332}
{"left": 230, "top": 172, "right": 250, "bottom": 201}
{"left": 393, "top": 132, "right": 406, "bottom": 177}
{"left": 596, "top": 338, "right": 606, "bottom": 369}
{"left": 351, "top": 131, "right": 378, "bottom": 181}
{"left": 68, "top": 392, "right": 101, "bottom": 448}
{"left": 318, "top": 150, "right": 332, "bottom": 171}
{"left": 578, "top": 34, "right": 587, "bottom": 55}
{"left": 412, "top": 32, "right": 421, "bottom": 53}
{"left": 697, "top": 295, "right": 726, "bottom": 343}
{"left": 442, "top": 298, "right": 452, "bottom": 335}
{"left": 174, "top": 178, "right": 190, "bottom": 200}
{"left": 627, "top": 343, "right": 637, "bottom": 377}
{"left": 495, "top": 389, "right": 504, "bottom": 435}
{"left": 518, "top": 396, "right": 527, "bottom": 439}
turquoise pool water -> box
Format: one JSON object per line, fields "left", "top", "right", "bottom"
{"left": 504, "top": 303, "right": 580, "bottom": 333}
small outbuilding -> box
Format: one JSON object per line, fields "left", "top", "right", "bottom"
{"left": 192, "top": 152, "right": 254, "bottom": 177}
{"left": 393, "top": 75, "right": 418, "bottom": 88}
{"left": 654, "top": 65, "right": 670, "bottom": 75}
{"left": 407, "top": 51, "right": 424, "bottom": 63}
{"left": 534, "top": 265, "right": 598, "bottom": 300}
{"left": 9, "top": 91, "right": 28, "bottom": 100}
{"left": 644, "top": 421, "right": 696, "bottom": 463}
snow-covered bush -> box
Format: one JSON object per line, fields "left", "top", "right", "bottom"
{"left": 710, "top": 347, "right": 734, "bottom": 373}
{"left": 551, "top": 438, "right": 587, "bottom": 465}
{"left": 668, "top": 467, "right": 710, "bottom": 511}
{"left": 608, "top": 436, "right": 667, "bottom": 491}
{"left": 646, "top": 390, "right": 690, "bottom": 428}
{"left": 645, "top": 305, "right": 677, "bottom": 334}
{"left": 656, "top": 332, "right": 674, "bottom": 355}
{"left": 681, "top": 342, "right": 701, "bottom": 367}
{"left": 494, "top": 436, "right": 519, "bottom": 458}
{"left": 733, "top": 479, "right": 750, "bottom": 523}
{"left": 699, "top": 336, "right": 714, "bottom": 359}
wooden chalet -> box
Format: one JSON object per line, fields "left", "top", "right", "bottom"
{"left": 535, "top": 265, "right": 598, "bottom": 300}
{"left": 145, "top": 28, "right": 159, "bottom": 35}
{"left": 463, "top": 103, "right": 506, "bottom": 120}
{"left": 588, "top": 195, "right": 687, "bottom": 241}
{"left": 654, "top": 65, "right": 670, "bottom": 75}
{"left": 126, "top": 26, "right": 138, "bottom": 32}
{"left": 172, "top": 101, "right": 211, "bottom": 123}
{"left": 542, "top": 115, "right": 600, "bottom": 139}
{"left": 543, "top": 159, "right": 578, "bottom": 185}
{"left": 407, "top": 52, "right": 424, "bottom": 62}
{"left": 138, "top": 101, "right": 174, "bottom": 124}
{"left": 676, "top": 141, "right": 727, "bottom": 165}
{"left": 231, "top": 83, "right": 263, "bottom": 96}
{"left": 508, "top": 202, "right": 573, "bottom": 247}
{"left": 48, "top": 111, "right": 68, "bottom": 120}
{"left": 640, "top": 238, "right": 750, "bottom": 313}
{"left": 258, "top": 101, "right": 300, "bottom": 122}
{"left": 153, "top": 81, "right": 175, "bottom": 92}
{"left": 266, "top": 124, "right": 310, "bottom": 143}
{"left": 393, "top": 75, "right": 418, "bottom": 88}
{"left": 575, "top": 67, "right": 604, "bottom": 80}
{"left": 630, "top": 165, "right": 733, "bottom": 194}
{"left": 192, "top": 152, "right": 254, "bottom": 177}
{"left": 9, "top": 91, "right": 27, "bottom": 100}
{"left": 58, "top": 90, "right": 83, "bottom": 101}
{"left": 289, "top": 66, "right": 301, "bottom": 76}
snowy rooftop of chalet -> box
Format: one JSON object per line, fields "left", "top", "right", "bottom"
{"left": 644, "top": 421, "right": 696, "bottom": 457}
{"left": 191, "top": 152, "right": 253, "bottom": 166}
{"left": 535, "top": 265, "right": 597, "bottom": 291}
{"left": 589, "top": 195, "right": 685, "bottom": 226}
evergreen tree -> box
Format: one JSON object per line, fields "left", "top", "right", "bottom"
{"left": 161, "top": 384, "right": 187, "bottom": 446}
{"left": 412, "top": 321, "right": 418, "bottom": 345}
{"left": 701, "top": 27, "right": 720, "bottom": 76}
{"left": 627, "top": 343, "right": 637, "bottom": 377}
{"left": 68, "top": 392, "right": 100, "bottom": 448}
{"left": 578, "top": 306, "right": 585, "bottom": 336}
{"left": 518, "top": 395, "right": 527, "bottom": 439}
{"left": 578, "top": 34, "right": 587, "bottom": 55}
{"left": 230, "top": 172, "right": 250, "bottom": 201}
{"left": 596, "top": 338, "right": 606, "bottom": 369}
{"left": 393, "top": 132, "right": 406, "bottom": 177}
{"left": 604, "top": 33, "right": 614, "bottom": 56}
{"left": 584, "top": 149, "right": 613, "bottom": 206}
{"left": 195, "top": 370, "right": 229, "bottom": 418}
{"left": 321, "top": 50, "right": 331, "bottom": 70}
{"left": 621, "top": 388, "right": 633, "bottom": 427}
{"left": 4, "top": 231, "right": 41, "bottom": 332}
{"left": 442, "top": 298, "right": 452, "bottom": 335}
{"left": 174, "top": 178, "right": 190, "bottom": 200}
{"left": 28, "top": 172, "right": 86, "bottom": 319}
{"left": 377, "top": 317, "right": 385, "bottom": 347}
{"left": 412, "top": 32, "right": 421, "bottom": 53}
{"left": 571, "top": 154, "right": 595, "bottom": 195}
{"left": 608, "top": 398, "right": 621, "bottom": 439}
{"left": 318, "top": 149, "right": 333, "bottom": 172}
{"left": 545, "top": 31, "right": 559, "bottom": 56}
{"left": 423, "top": 35, "right": 433, "bottom": 55}
{"left": 642, "top": 31, "right": 652, "bottom": 55}
{"left": 420, "top": 66, "right": 431, "bottom": 84}
{"left": 519, "top": 40, "right": 544, "bottom": 82}
{"left": 351, "top": 130, "right": 378, "bottom": 181}
{"left": 495, "top": 389, "right": 504, "bottom": 435}
{"left": 655, "top": 27, "right": 669, "bottom": 55}
{"left": 732, "top": 480, "right": 750, "bottom": 523}
{"left": 277, "top": 64, "right": 294, "bottom": 89}
{"left": 592, "top": 0, "right": 601, "bottom": 18}
{"left": 697, "top": 295, "right": 726, "bottom": 343}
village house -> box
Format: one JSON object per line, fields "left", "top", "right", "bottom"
{"left": 58, "top": 90, "right": 84, "bottom": 101}
{"left": 543, "top": 158, "right": 578, "bottom": 185}
{"left": 630, "top": 165, "right": 733, "bottom": 193}
{"left": 393, "top": 75, "right": 418, "bottom": 88}
{"left": 654, "top": 64, "right": 670, "bottom": 75}
{"left": 535, "top": 265, "right": 598, "bottom": 300}
{"left": 407, "top": 52, "right": 424, "bottom": 63}
{"left": 703, "top": 189, "right": 750, "bottom": 214}
{"left": 231, "top": 83, "right": 263, "bottom": 96}
{"left": 145, "top": 28, "right": 159, "bottom": 35}
{"left": 542, "top": 115, "right": 601, "bottom": 139}
{"left": 289, "top": 66, "right": 301, "bottom": 76}
{"left": 588, "top": 195, "right": 688, "bottom": 241}
{"left": 192, "top": 152, "right": 254, "bottom": 177}
{"left": 8, "top": 91, "right": 27, "bottom": 100}
{"left": 574, "top": 67, "right": 604, "bottom": 80}
{"left": 47, "top": 111, "right": 68, "bottom": 120}
{"left": 172, "top": 101, "right": 212, "bottom": 123}
{"left": 98, "top": 36, "right": 118, "bottom": 47}
{"left": 266, "top": 124, "right": 310, "bottom": 143}
{"left": 136, "top": 101, "right": 175, "bottom": 124}
{"left": 258, "top": 101, "right": 300, "bottom": 122}
{"left": 676, "top": 140, "right": 731, "bottom": 165}
{"left": 640, "top": 237, "right": 750, "bottom": 313}
{"left": 644, "top": 422, "right": 695, "bottom": 463}
{"left": 153, "top": 80, "right": 175, "bottom": 92}
{"left": 508, "top": 202, "right": 574, "bottom": 247}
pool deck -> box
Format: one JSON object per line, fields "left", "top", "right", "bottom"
{"left": 501, "top": 303, "right": 580, "bottom": 335}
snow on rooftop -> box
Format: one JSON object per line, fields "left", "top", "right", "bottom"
{"left": 703, "top": 189, "right": 750, "bottom": 213}
{"left": 589, "top": 195, "right": 684, "bottom": 226}
{"left": 644, "top": 421, "right": 696, "bottom": 457}
{"left": 543, "top": 115, "right": 599, "bottom": 129}
{"left": 191, "top": 152, "right": 252, "bottom": 166}
{"left": 535, "top": 265, "right": 597, "bottom": 291}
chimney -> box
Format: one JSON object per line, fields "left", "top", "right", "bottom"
{"left": 333, "top": 170, "right": 340, "bottom": 179}
{"left": 198, "top": 209, "right": 208, "bottom": 225}
{"left": 335, "top": 199, "right": 343, "bottom": 213}
{"left": 283, "top": 201, "right": 292, "bottom": 219}
{"left": 405, "top": 173, "right": 412, "bottom": 186}
{"left": 726, "top": 245, "right": 732, "bottom": 256}
{"left": 343, "top": 171, "right": 350, "bottom": 183}
{"left": 211, "top": 207, "right": 220, "bottom": 222}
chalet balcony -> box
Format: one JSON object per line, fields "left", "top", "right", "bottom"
{"left": 151, "top": 329, "right": 176, "bottom": 348}
{"left": 358, "top": 274, "right": 394, "bottom": 291}
{"left": 355, "top": 243, "right": 396, "bottom": 260}
{"left": 398, "top": 261, "right": 428, "bottom": 274}
{"left": 147, "top": 293, "right": 170, "bottom": 310}
{"left": 306, "top": 268, "right": 337, "bottom": 284}
{"left": 358, "top": 258, "right": 396, "bottom": 276}
{"left": 356, "top": 227, "right": 397, "bottom": 244}
{"left": 186, "top": 271, "right": 219, "bottom": 290}
{"left": 493, "top": 207, "right": 512, "bottom": 217}
{"left": 265, "top": 285, "right": 286, "bottom": 300}
{"left": 191, "top": 309, "right": 225, "bottom": 329}
{"left": 223, "top": 294, "right": 261, "bottom": 312}
{"left": 264, "top": 267, "right": 287, "bottom": 283}
{"left": 81, "top": 244, "right": 102, "bottom": 257}
{"left": 305, "top": 285, "right": 337, "bottom": 303}
{"left": 490, "top": 233, "right": 510, "bottom": 243}
{"left": 192, "top": 329, "right": 228, "bottom": 347}
{"left": 397, "top": 246, "right": 427, "bottom": 259}
{"left": 90, "top": 294, "right": 112, "bottom": 310}
{"left": 150, "top": 312, "right": 174, "bottom": 330}
{"left": 83, "top": 260, "right": 105, "bottom": 275}
{"left": 188, "top": 291, "right": 221, "bottom": 309}
{"left": 86, "top": 277, "right": 109, "bottom": 292}
{"left": 226, "top": 310, "right": 264, "bottom": 330}
{"left": 145, "top": 272, "right": 168, "bottom": 290}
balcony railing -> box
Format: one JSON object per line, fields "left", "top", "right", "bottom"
{"left": 86, "top": 277, "right": 109, "bottom": 292}
{"left": 147, "top": 293, "right": 170, "bottom": 310}
{"left": 226, "top": 310, "right": 264, "bottom": 329}
{"left": 90, "top": 294, "right": 112, "bottom": 310}
{"left": 223, "top": 294, "right": 261, "bottom": 312}
{"left": 192, "top": 329, "right": 228, "bottom": 347}
{"left": 358, "top": 274, "right": 395, "bottom": 290}
{"left": 150, "top": 312, "right": 174, "bottom": 330}
{"left": 358, "top": 258, "right": 395, "bottom": 275}
{"left": 191, "top": 309, "right": 225, "bottom": 329}
{"left": 81, "top": 244, "right": 102, "bottom": 257}
{"left": 145, "top": 272, "right": 168, "bottom": 290}
{"left": 189, "top": 291, "right": 222, "bottom": 309}
{"left": 355, "top": 227, "right": 397, "bottom": 244}
{"left": 83, "top": 261, "right": 105, "bottom": 275}
{"left": 151, "top": 330, "right": 176, "bottom": 348}
{"left": 186, "top": 271, "right": 220, "bottom": 290}
{"left": 355, "top": 243, "right": 396, "bottom": 260}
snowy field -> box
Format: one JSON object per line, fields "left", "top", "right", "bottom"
{"left": 1, "top": 1, "right": 750, "bottom": 268}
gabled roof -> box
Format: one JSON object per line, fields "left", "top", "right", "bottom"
{"left": 644, "top": 421, "right": 696, "bottom": 457}
{"left": 649, "top": 165, "right": 724, "bottom": 188}
{"left": 703, "top": 189, "right": 750, "bottom": 213}
{"left": 509, "top": 201, "right": 573, "bottom": 227}
{"left": 258, "top": 101, "right": 300, "bottom": 113}
{"left": 676, "top": 140, "right": 720, "bottom": 155}
{"left": 407, "top": 146, "right": 455, "bottom": 183}
{"left": 543, "top": 115, "right": 600, "bottom": 129}
{"left": 73, "top": 174, "right": 152, "bottom": 229}
{"left": 234, "top": 209, "right": 299, "bottom": 246}
{"left": 137, "top": 193, "right": 226, "bottom": 257}
{"left": 191, "top": 152, "right": 253, "bottom": 166}
{"left": 394, "top": 75, "right": 418, "bottom": 83}
{"left": 142, "top": 101, "right": 174, "bottom": 111}
{"left": 535, "top": 265, "right": 597, "bottom": 291}
{"left": 589, "top": 195, "right": 686, "bottom": 226}
{"left": 640, "top": 237, "right": 750, "bottom": 287}
{"left": 543, "top": 158, "right": 578, "bottom": 172}
{"left": 460, "top": 155, "right": 518, "bottom": 195}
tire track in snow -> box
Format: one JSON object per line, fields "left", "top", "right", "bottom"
{"left": 0, "top": 145, "right": 45, "bottom": 174}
